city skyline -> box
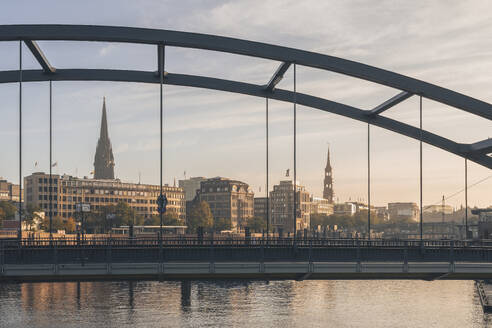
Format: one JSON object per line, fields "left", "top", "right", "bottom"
{"left": 0, "top": 1, "right": 491, "bottom": 209}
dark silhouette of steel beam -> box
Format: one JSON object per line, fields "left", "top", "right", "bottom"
{"left": 24, "top": 40, "right": 55, "bottom": 73}
{"left": 0, "top": 68, "right": 490, "bottom": 169}
{"left": 469, "top": 138, "right": 492, "bottom": 154}
{"left": 1, "top": 25, "right": 490, "bottom": 120}
{"left": 156, "top": 44, "right": 164, "bottom": 76}
{"left": 367, "top": 91, "right": 412, "bottom": 116}
{"left": 265, "top": 62, "right": 291, "bottom": 91}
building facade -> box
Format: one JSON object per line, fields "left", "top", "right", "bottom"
{"left": 254, "top": 197, "right": 269, "bottom": 222}
{"left": 423, "top": 204, "right": 454, "bottom": 215}
{"left": 24, "top": 172, "right": 185, "bottom": 221}
{"left": 388, "top": 202, "right": 419, "bottom": 222}
{"left": 270, "top": 180, "right": 311, "bottom": 233}
{"left": 197, "top": 177, "right": 254, "bottom": 230}
{"left": 0, "top": 179, "right": 21, "bottom": 202}
{"left": 179, "top": 177, "right": 206, "bottom": 201}
{"left": 310, "top": 196, "right": 334, "bottom": 216}
{"left": 334, "top": 202, "right": 357, "bottom": 216}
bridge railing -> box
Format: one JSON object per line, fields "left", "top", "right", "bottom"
{"left": 0, "top": 236, "right": 489, "bottom": 249}
{"left": 1, "top": 236, "right": 492, "bottom": 265}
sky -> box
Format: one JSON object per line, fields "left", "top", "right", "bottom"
{"left": 0, "top": 0, "right": 491, "bottom": 208}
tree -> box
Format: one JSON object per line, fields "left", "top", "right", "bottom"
{"left": 24, "top": 204, "right": 43, "bottom": 231}
{"left": 0, "top": 201, "right": 17, "bottom": 221}
{"left": 310, "top": 213, "right": 329, "bottom": 227}
{"left": 214, "top": 217, "right": 231, "bottom": 232}
{"left": 40, "top": 216, "right": 65, "bottom": 232}
{"left": 146, "top": 212, "right": 184, "bottom": 226}
{"left": 85, "top": 201, "right": 140, "bottom": 233}
{"left": 63, "top": 217, "right": 76, "bottom": 233}
{"left": 0, "top": 207, "right": 4, "bottom": 227}
{"left": 187, "top": 201, "right": 213, "bottom": 232}
{"left": 246, "top": 216, "right": 266, "bottom": 232}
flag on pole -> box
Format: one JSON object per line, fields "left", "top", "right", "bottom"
{"left": 285, "top": 169, "right": 290, "bottom": 177}
{"left": 51, "top": 162, "right": 58, "bottom": 167}
{"left": 34, "top": 162, "right": 38, "bottom": 167}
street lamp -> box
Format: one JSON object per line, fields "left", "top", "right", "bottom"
{"left": 75, "top": 203, "right": 90, "bottom": 243}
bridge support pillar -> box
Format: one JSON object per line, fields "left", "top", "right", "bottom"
{"left": 106, "top": 242, "right": 112, "bottom": 274}
{"left": 181, "top": 281, "right": 191, "bottom": 306}
{"left": 52, "top": 243, "right": 58, "bottom": 274}
{"left": 356, "top": 239, "right": 362, "bottom": 273}
{"left": 449, "top": 240, "right": 455, "bottom": 273}
{"left": 0, "top": 242, "right": 4, "bottom": 276}
{"left": 403, "top": 242, "right": 409, "bottom": 273}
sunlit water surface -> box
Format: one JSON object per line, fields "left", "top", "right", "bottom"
{"left": 0, "top": 280, "right": 489, "bottom": 327}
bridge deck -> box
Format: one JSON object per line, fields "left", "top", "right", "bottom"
{"left": 2, "top": 261, "right": 492, "bottom": 282}
{"left": 1, "top": 238, "right": 492, "bottom": 281}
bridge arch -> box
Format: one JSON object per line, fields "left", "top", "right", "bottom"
{"left": 0, "top": 24, "right": 490, "bottom": 168}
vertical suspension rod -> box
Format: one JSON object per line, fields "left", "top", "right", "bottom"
{"left": 419, "top": 96, "right": 423, "bottom": 242}
{"left": 49, "top": 80, "right": 53, "bottom": 239}
{"left": 465, "top": 158, "right": 468, "bottom": 239}
{"left": 18, "top": 41, "right": 22, "bottom": 241}
{"left": 293, "top": 63, "right": 297, "bottom": 238}
{"left": 159, "top": 44, "right": 165, "bottom": 238}
{"left": 367, "top": 123, "right": 371, "bottom": 240}
{"left": 266, "top": 97, "right": 269, "bottom": 237}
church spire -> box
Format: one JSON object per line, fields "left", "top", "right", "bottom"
{"left": 323, "top": 144, "right": 334, "bottom": 203}
{"left": 94, "top": 97, "right": 115, "bottom": 180}
{"left": 100, "top": 96, "right": 109, "bottom": 140}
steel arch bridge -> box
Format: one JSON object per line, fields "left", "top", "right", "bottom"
{"left": 0, "top": 24, "right": 491, "bottom": 169}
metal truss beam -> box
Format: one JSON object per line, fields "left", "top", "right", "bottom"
{"left": 367, "top": 91, "right": 412, "bottom": 116}
{"left": 24, "top": 40, "right": 55, "bottom": 73}
{"left": 156, "top": 44, "right": 164, "bottom": 76}
{"left": 0, "top": 68, "right": 490, "bottom": 169}
{"left": 265, "top": 62, "right": 291, "bottom": 91}
{"left": 0, "top": 25, "right": 490, "bottom": 120}
{"left": 469, "top": 138, "right": 492, "bottom": 154}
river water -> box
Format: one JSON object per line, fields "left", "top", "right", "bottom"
{"left": 0, "top": 280, "right": 489, "bottom": 327}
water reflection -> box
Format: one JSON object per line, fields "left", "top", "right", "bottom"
{"left": 0, "top": 280, "right": 488, "bottom": 328}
